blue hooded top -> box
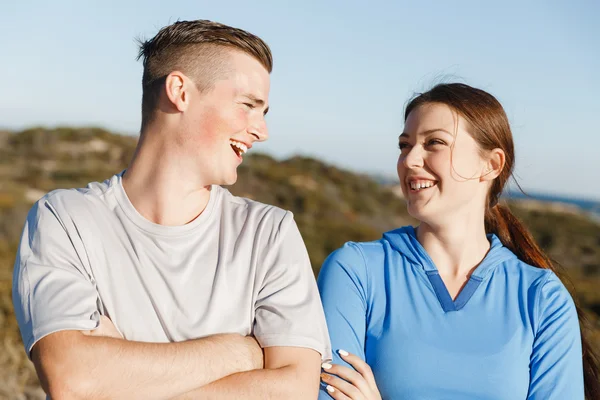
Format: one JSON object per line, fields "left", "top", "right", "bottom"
{"left": 317, "top": 226, "right": 583, "bottom": 399}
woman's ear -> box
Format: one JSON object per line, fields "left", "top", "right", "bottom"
{"left": 481, "top": 148, "right": 505, "bottom": 181}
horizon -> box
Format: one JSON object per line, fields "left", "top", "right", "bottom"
{"left": 1, "top": 1, "right": 598, "bottom": 199}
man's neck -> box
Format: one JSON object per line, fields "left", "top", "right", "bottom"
{"left": 122, "top": 131, "right": 212, "bottom": 227}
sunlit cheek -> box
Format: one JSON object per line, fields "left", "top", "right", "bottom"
{"left": 232, "top": 108, "right": 250, "bottom": 130}
{"left": 450, "top": 156, "right": 483, "bottom": 182}
{"left": 195, "top": 119, "right": 220, "bottom": 145}
{"left": 447, "top": 136, "right": 485, "bottom": 182}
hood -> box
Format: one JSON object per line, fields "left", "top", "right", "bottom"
{"left": 382, "top": 226, "right": 516, "bottom": 279}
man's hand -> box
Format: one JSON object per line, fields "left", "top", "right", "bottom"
{"left": 243, "top": 335, "right": 264, "bottom": 370}
{"left": 83, "top": 315, "right": 124, "bottom": 339}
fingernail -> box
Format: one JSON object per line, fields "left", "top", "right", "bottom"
{"left": 338, "top": 349, "right": 349, "bottom": 356}
{"left": 320, "top": 373, "right": 328, "bottom": 380}
{"left": 326, "top": 385, "right": 335, "bottom": 393}
{"left": 321, "top": 362, "right": 332, "bottom": 370}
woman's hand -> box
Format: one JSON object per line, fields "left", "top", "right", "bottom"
{"left": 321, "top": 350, "right": 382, "bottom": 400}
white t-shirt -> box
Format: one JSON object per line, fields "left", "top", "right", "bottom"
{"left": 12, "top": 172, "right": 332, "bottom": 362}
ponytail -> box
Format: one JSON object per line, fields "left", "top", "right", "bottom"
{"left": 486, "top": 203, "right": 600, "bottom": 399}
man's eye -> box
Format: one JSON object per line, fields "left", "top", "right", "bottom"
{"left": 243, "top": 103, "right": 255, "bottom": 109}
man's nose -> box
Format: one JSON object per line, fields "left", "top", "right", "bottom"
{"left": 248, "top": 117, "right": 268, "bottom": 142}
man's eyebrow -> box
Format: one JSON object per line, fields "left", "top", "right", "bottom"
{"left": 244, "top": 94, "right": 264, "bottom": 105}
{"left": 244, "top": 94, "right": 269, "bottom": 115}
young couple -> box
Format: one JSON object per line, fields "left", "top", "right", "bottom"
{"left": 12, "top": 19, "right": 596, "bottom": 399}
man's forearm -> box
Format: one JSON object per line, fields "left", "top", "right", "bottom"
{"left": 174, "top": 364, "right": 320, "bottom": 400}
{"left": 36, "top": 332, "right": 261, "bottom": 399}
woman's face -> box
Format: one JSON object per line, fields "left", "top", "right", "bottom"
{"left": 397, "top": 103, "right": 491, "bottom": 225}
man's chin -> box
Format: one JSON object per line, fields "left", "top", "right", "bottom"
{"left": 220, "top": 174, "right": 238, "bottom": 187}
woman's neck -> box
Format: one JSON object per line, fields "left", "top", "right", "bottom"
{"left": 416, "top": 212, "right": 491, "bottom": 280}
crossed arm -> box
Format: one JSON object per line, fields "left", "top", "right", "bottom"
{"left": 174, "top": 345, "right": 321, "bottom": 400}
{"left": 32, "top": 317, "right": 321, "bottom": 400}
{"left": 20, "top": 203, "right": 325, "bottom": 399}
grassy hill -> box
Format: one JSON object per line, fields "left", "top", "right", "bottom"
{"left": 1, "top": 127, "right": 599, "bottom": 398}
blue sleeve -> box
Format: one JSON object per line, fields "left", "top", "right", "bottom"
{"left": 528, "top": 272, "right": 584, "bottom": 399}
{"left": 316, "top": 243, "right": 369, "bottom": 399}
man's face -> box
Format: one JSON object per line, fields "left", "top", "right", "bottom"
{"left": 182, "top": 50, "right": 270, "bottom": 186}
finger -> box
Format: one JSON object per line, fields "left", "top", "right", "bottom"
{"left": 82, "top": 317, "right": 106, "bottom": 336}
{"left": 99, "top": 315, "right": 114, "bottom": 326}
{"left": 321, "top": 372, "right": 365, "bottom": 400}
{"left": 323, "top": 383, "right": 351, "bottom": 400}
{"left": 338, "top": 350, "right": 378, "bottom": 389}
{"left": 325, "top": 354, "right": 372, "bottom": 394}
{"left": 96, "top": 315, "right": 123, "bottom": 339}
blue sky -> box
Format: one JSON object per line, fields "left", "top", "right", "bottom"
{"left": 1, "top": 1, "right": 599, "bottom": 199}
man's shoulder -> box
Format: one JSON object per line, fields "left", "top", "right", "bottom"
{"left": 218, "top": 186, "right": 290, "bottom": 222}
{"left": 38, "top": 176, "right": 116, "bottom": 217}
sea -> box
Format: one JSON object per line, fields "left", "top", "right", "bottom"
{"left": 504, "top": 191, "right": 600, "bottom": 220}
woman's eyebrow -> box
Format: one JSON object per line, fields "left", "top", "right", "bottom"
{"left": 400, "top": 129, "right": 453, "bottom": 139}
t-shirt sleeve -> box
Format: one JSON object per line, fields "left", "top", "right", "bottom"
{"left": 12, "top": 197, "right": 101, "bottom": 358}
{"left": 528, "top": 271, "right": 584, "bottom": 399}
{"left": 252, "top": 211, "right": 332, "bottom": 361}
{"left": 316, "top": 242, "right": 369, "bottom": 399}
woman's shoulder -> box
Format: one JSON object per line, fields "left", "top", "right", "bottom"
{"left": 321, "top": 240, "right": 387, "bottom": 274}
{"left": 501, "top": 259, "right": 576, "bottom": 322}
{"left": 320, "top": 226, "right": 417, "bottom": 281}
{"left": 325, "top": 229, "right": 408, "bottom": 267}
{"left": 498, "top": 256, "right": 560, "bottom": 289}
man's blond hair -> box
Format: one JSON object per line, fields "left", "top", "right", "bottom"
{"left": 137, "top": 19, "right": 273, "bottom": 130}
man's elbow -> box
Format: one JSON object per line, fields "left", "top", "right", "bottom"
{"left": 46, "top": 375, "right": 96, "bottom": 400}
{"left": 277, "top": 363, "right": 320, "bottom": 400}
{"left": 32, "top": 334, "right": 99, "bottom": 399}
{"left": 37, "top": 357, "right": 98, "bottom": 399}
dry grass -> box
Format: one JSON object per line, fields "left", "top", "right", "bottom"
{"left": 1, "top": 256, "right": 45, "bottom": 400}
{"left": 1, "top": 127, "right": 599, "bottom": 397}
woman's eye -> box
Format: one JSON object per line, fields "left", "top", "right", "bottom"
{"left": 398, "top": 142, "right": 409, "bottom": 150}
{"left": 427, "top": 139, "right": 445, "bottom": 146}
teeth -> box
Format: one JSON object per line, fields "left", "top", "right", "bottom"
{"left": 410, "top": 180, "right": 435, "bottom": 190}
{"left": 230, "top": 140, "right": 248, "bottom": 154}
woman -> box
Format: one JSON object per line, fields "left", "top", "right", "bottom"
{"left": 317, "top": 83, "right": 599, "bottom": 399}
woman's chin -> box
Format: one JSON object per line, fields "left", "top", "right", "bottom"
{"left": 407, "top": 201, "right": 444, "bottom": 225}
{"left": 407, "top": 204, "right": 429, "bottom": 222}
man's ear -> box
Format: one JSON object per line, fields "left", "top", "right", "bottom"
{"left": 164, "top": 71, "right": 189, "bottom": 112}
{"left": 481, "top": 148, "right": 505, "bottom": 181}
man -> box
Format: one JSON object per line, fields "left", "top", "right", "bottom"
{"left": 12, "top": 20, "right": 331, "bottom": 399}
